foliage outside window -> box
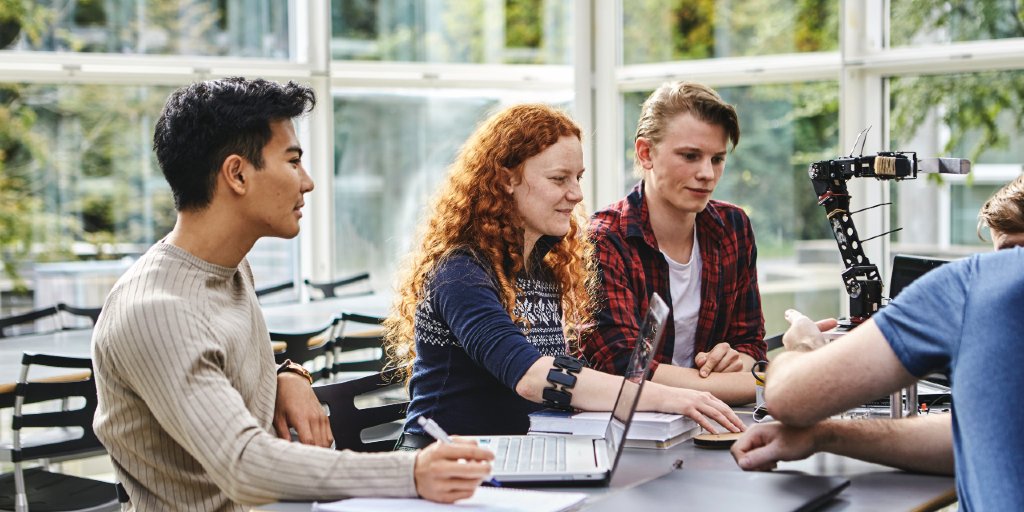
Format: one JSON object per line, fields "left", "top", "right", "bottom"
{"left": 0, "top": 83, "right": 174, "bottom": 285}
{"left": 889, "top": 69, "right": 1024, "bottom": 249}
{"left": 621, "top": 0, "right": 838, "bottom": 65}
{"left": 330, "top": 0, "right": 572, "bottom": 64}
{"left": 890, "top": 0, "right": 1024, "bottom": 46}
{"left": 0, "top": 0, "right": 289, "bottom": 58}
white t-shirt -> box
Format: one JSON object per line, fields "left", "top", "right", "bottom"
{"left": 664, "top": 229, "right": 702, "bottom": 368}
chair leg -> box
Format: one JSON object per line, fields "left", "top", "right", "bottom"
{"left": 14, "top": 462, "right": 28, "bottom": 512}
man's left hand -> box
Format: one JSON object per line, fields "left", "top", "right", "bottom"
{"left": 274, "top": 372, "right": 333, "bottom": 448}
{"left": 731, "top": 421, "right": 818, "bottom": 471}
{"left": 694, "top": 342, "right": 744, "bottom": 377}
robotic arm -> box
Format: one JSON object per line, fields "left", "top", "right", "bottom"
{"left": 808, "top": 150, "right": 970, "bottom": 329}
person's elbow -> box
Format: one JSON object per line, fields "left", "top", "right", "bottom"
{"left": 514, "top": 372, "right": 543, "bottom": 401}
{"left": 513, "top": 356, "right": 552, "bottom": 402}
{"left": 218, "top": 477, "right": 277, "bottom": 507}
{"left": 763, "top": 384, "right": 818, "bottom": 428}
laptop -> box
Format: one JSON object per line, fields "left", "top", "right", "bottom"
{"left": 888, "top": 253, "right": 950, "bottom": 301}
{"left": 475, "top": 292, "right": 670, "bottom": 484}
{"left": 585, "top": 469, "right": 850, "bottom": 512}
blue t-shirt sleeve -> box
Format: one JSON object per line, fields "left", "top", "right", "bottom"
{"left": 873, "top": 257, "right": 973, "bottom": 377}
{"left": 429, "top": 255, "right": 543, "bottom": 390}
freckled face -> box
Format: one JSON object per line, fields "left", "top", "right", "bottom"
{"left": 512, "top": 136, "right": 585, "bottom": 251}
{"left": 639, "top": 112, "right": 728, "bottom": 217}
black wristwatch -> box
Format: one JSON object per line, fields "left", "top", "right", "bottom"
{"left": 543, "top": 355, "right": 584, "bottom": 411}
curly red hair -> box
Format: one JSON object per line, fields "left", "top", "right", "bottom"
{"left": 384, "top": 104, "right": 599, "bottom": 381}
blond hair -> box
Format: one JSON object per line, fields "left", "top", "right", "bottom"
{"left": 633, "top": 81, "right": 740, "bottom": 176}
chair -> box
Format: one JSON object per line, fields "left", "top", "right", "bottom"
{"left": 270, "top": 320, "right": 337, "bottom": 383}
{"left": 331, "top": 313, "right": 388, "bottom": 375}
{"left": 254, "top": 280, "right": 297, "bottom": 303}
{"left": 304, "top": 272, "right": 372, "bottom": 300}
{"left": 0, "top": 353, "right": 117, "bottom": 512}
{"left": 55, "top": 304, "right": 102, "bottom": 330}
{"left": 312, "top": 366, "right": 409, "bottom": 452}
{"left": 0, "top": 306, "right": 62, "bottom": 339}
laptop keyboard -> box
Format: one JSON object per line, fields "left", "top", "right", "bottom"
{"left": 494, "top": 436, "right": 568, "bottom": 473}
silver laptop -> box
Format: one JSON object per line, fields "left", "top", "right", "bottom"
{"left": 476, "top": 293, "right": 670, "bottom": 484}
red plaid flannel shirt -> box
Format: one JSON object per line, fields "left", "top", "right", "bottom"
{"left": 583, "top": 182, "right": 766, "bottom": 376}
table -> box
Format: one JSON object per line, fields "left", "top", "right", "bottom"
{"left": 255, "top": 418, "right": 955, "bottom": 512}
{"left": 262, "top": 293, "right": 393, "bottom": 334}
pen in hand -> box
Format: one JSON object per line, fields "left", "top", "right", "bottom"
{"left": 417, "top": 416, "right": 501, "bottom": 487}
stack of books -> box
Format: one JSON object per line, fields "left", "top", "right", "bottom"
{"left": 528, "top": 410, "right": 700, "bottom": 449}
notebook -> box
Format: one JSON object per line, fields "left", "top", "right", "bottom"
{"left": 474, "top": 292, "right": 670, "bottom": 484}
{"left": 584, "top": 469, "right": 850, "bottom": 512}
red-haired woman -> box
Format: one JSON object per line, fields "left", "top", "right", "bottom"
{"left": 384, "top": 104, "right": 745, "bottom": 447}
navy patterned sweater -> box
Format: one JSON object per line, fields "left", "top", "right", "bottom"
{"left": 405, "top": 241, "right": 567, "bottom": 436}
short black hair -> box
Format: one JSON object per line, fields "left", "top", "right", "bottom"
{"left": 153, "top": 77, "right": 316, "bottom": 211}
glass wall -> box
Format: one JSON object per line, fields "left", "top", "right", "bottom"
{"left": 331, "top": 0, "right": 572, "bottom": 64}
{"left": 888, "top": 69, "right": 1024, "bottom": 254}
{"left": 0, "top": 1, "right": 298, "bottom": 314}
{"left": 621, "top": 0, "right": 838, "bottom": 65}
{"left": 890, "top": 0, "right": 1024, "bottom": 46}
{"left": 1, "top": 0, "right": 290, "bottom": 58}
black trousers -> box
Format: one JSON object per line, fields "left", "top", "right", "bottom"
{"left": 394, "top": 431, "right": 434, "bottom": 451}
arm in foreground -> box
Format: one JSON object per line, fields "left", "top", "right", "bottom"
{"left": 731, "top": 415, "right": 953, "bottom": 475}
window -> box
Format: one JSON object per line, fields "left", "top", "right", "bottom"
{"left": 890, "top": 0, "right": 1024, "bottom": 46}
{"left": 0, "top": 82, "right": 296, "bottom": 309}
{"left": 331, "top": 0, "right": 572, "bottom": 64}
{"left": 888, "top": 69, "right": 1024, "bottom": 253}
{"left": 621, "top": 0, "right": 838, "bottom": 65}
{"left": 1, "top": 0, "right": 291, "bottom": 58}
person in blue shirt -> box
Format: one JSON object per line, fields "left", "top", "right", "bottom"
{"left": 731, "top": 175, "right": 1024, "bottom": 510}
{"left": 383, "top": 104, "right": 748, "bottom": 446}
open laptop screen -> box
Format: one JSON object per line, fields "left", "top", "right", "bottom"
{"left": 889, "top": 254, "right": 950, "bottom": 300}
{"left": 605, "top": 293, "right": 670, "bottom": 469}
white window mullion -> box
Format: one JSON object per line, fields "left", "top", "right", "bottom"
{"left": 593, "top": 0, "right": 622, "bottom": 211}
{"left": 301, "top": 0, "right": 335, "bottom": 292}
{"left": 572, "top": 0, "right": 595, "bottom": 211}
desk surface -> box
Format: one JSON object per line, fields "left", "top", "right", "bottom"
{"left": 255, "top": 417, "right": 955, "bottom": 512}
{"left": 262, "top": 294, "right": 392, "bottom": 334}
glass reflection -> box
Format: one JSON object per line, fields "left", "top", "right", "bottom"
{"left": 1, "top": 0, "right": 290, "bottom": 58}
{"left": 622, "top": 0, "right": 838, "bottom": 65}
{"left": 331, "top": 0, "right": 572, "bottom": 64}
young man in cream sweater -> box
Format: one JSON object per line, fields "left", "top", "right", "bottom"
{"left": 92, "top": 77, "right": 492, "bottom": 511}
